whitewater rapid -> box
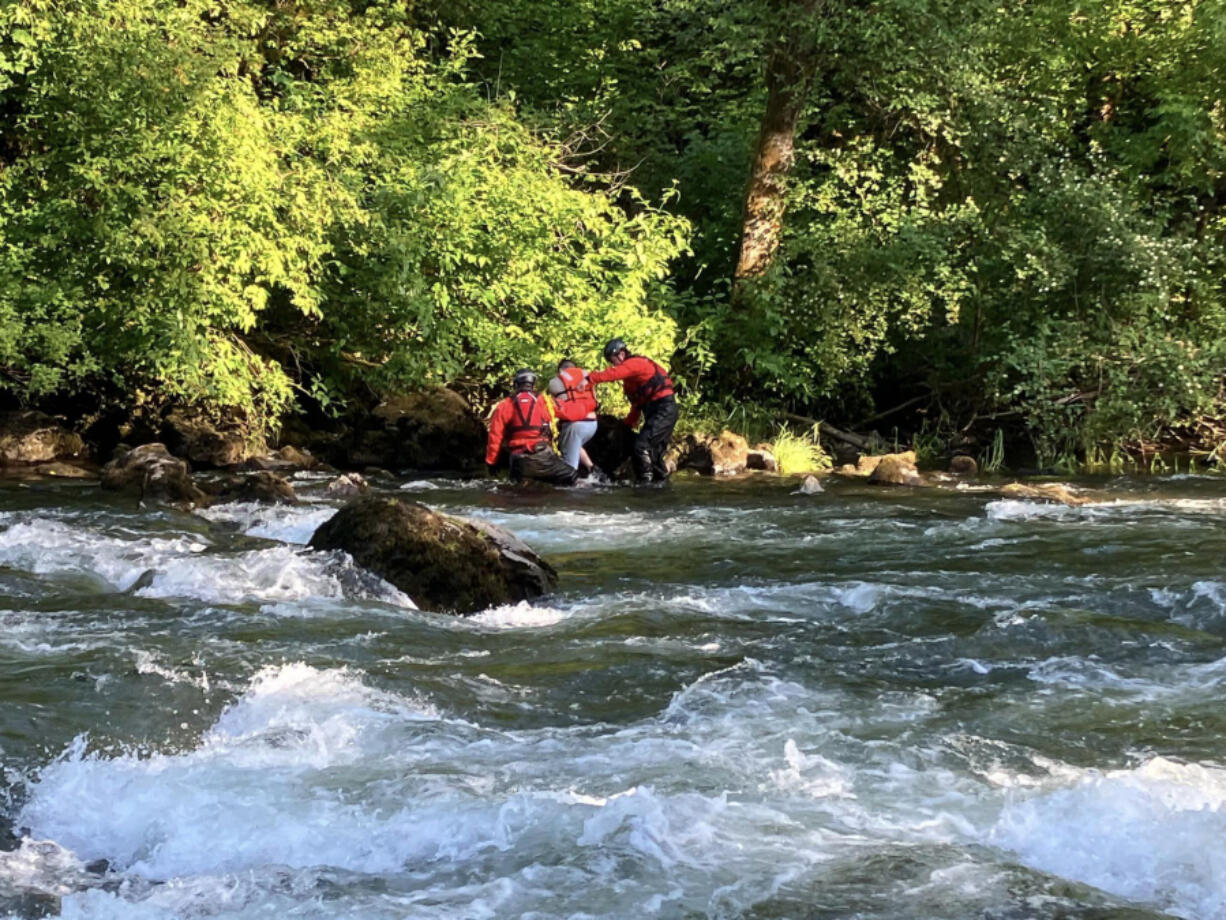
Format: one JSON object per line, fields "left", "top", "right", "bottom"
{"left": 1, "top": 475, "right": 1225, "bottom": 918}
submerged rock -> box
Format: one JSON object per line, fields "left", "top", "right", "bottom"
{"left": 101, "top": 443, "right": 207, "bottom": 505}
{"left": 308, "top": 497, "right": 557, "bottom": 613}
{"left": 0, "top": 411, "right": 85, "bottom": 465}
{"left": 1000, "top": 482, "right": 1089, "bottom": 506}
{"left": 210, "top": 471, "right": 298, "bottom": 504}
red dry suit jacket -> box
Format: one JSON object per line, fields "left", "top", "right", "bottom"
{"left": 485, "top": 392, "right": 553, "bottom": 465}
{"left": 550, "top": 367, "right": 599, "bottom": 423}
{"left": 588, "top": 356, "right": 674, "bottom": 428}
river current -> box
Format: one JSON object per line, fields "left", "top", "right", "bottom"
{"left": 1, "top": 472, "right": 1225, "bottom": 919}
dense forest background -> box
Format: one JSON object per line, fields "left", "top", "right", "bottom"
{"left": 2, "top": 0, "right": 1224, "bottom": 464}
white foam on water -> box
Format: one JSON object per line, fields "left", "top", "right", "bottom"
{"left": 467, "top": 601, "right": 568, "bottom": 630}
{"left": 985, "top": 500, "right": 1083, "bottom": 522}
{"left": 989, "top": 757, "right": 1226, "bottom": 919}
{"left": 16, "top": 665, "right": 457, "bottom": 881}
{"left": 197, "top": 501, "right": 339, "bottom": 544}
{"left": 986, "top": 495, "right": 1226, "bottom": 523}
{"left": 8, "top": 661, "right": 1017, "bottom": 918}
{"left": 0, "top": 513, "right": 412, "bottom": 608}
{"left": 398, "top": 479, "right": 440, "bottom": 491}
{"left": 0, "top": 518, "right": 207, "bottom": 591}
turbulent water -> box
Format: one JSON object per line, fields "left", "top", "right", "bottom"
{"left": 2, "top": 472, "right": 1226, "bottom": 919}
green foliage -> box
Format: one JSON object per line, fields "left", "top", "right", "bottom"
{"left": 770, "top": 426, "right": 831, "bottom": 475}
{"left": 0, "top": 0, "right": 686, "bottom": 424}
{"left": 3, "top": 0, "right": 1226, "bottom": 455}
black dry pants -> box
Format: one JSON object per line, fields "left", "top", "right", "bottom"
{"left": 632, "top": 394, "right": 678, "bottom": 483}
{"left": 510, "top": 443, "right": 579, "bottom": 487}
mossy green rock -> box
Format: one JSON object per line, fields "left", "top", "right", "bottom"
{"left": 309, "top": 497, "right": 557, "bottom": 614}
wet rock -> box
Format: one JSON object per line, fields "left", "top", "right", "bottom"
{"left": 866, "top": 452, "right": 924, "bottom": 486}
{"left": 0, "top": 814, "right": 19, "bottom": 851}
{"left": 747, "top": 446, "right": 778, "bottom": 472}
{"left": 669, "top": 430, "right": 750, "bottom": 476}
{"left": 0, "top": 411, "right": 85, "bottom": 465}
{"left": 708, "top": 430, "right": 749, "bottom": 475}
{"left": 949, "top": 455, "right": 978, "bottom": 476}
{"left": 308, "top": 496, "right": 557, "bottom": 613}
{"left": 793, "top": 475, "right": 824, "bottom": 495}
{"left": 274, "top": 445, "right": 317, "bottom": 469}
{"left": 586, "top": 414, "right": 636, "bottom": 479}
{"left": 101, "top": 443, "right": 208, "bottom": 505}
{"left": 210, "top": 471, "right": 298, "bottom": 504}
{"left": 1000, "top": 482, "right": 1089, "bottom": 506}
{"left": 325, "top": 472, "right": 368, "bottom": 499}
{"left": 30, "top": 461, "right": 95, "bottom": 479}
{"left": 352, "top": 388, "right": 485, "bottom": 472}
{"left": 160, "top": 407, "right": 266, "bottom": 468}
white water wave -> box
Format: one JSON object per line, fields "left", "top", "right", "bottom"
{"left": 986, "top": 495, "right": 1226, "bottom": 522}
{"left": 197, "top": 501, "right": 339, "bottom": 545}
{"left": 0, "top": 516, "right": 409, "bottom": 607}
{"left": 990, "top": 757, "right": 1226, "bottom": 919}
{"left": 10, "top": 662, "right": 1008, "bottom": 917}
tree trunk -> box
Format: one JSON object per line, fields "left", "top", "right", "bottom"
{"left": 732, "top": 1, "right": 823, "bottom": 294}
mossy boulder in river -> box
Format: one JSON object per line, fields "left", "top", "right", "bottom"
{"left": 101, "top": 443, "right": 208, "bottom": 505}
{"left": 309, "top": 497, "right": 557, "bottom": 614}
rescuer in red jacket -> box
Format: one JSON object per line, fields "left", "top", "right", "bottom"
{"left": 485, "top": 369, "right": 578, "bottom": 486}
{"left": 588, "top": 338, "right": 678, "bottom": 483}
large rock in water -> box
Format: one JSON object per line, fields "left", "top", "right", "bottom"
{"left": 0, "top": 411, "right": 86, "bottom": 464}
{"left": 101, "top": 443, "right": 208, "bottom": 505}
{"left": 308, "top": 497, "right": 557, "bottom": 613}
{"left": 866, "top": 451, "right": 924, "bottom": 486}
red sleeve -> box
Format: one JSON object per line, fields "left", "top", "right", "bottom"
{"left": 588, "top": 363, "right": 637, "bottom": 385}
{"left": 485, "top": 401, "right": 509, "bottom": 465}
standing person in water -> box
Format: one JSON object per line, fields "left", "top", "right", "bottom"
{"left": 588, "top": 338, "right": 677, "bottom": 484}
{"left": 485, "top": 369, "right": 578, "bottom": 486}
{"left": 547, "top": 359, "right": 599, "bottom": 475}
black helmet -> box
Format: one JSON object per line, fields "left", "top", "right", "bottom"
{"left": 512, "top": 368, "right": 537, "bottom": 391}
{"left": 603, "top": 338, "right": 628, "bottom": 361}
{"left": 557, "top": 358, "right": 576, "bottom": 372}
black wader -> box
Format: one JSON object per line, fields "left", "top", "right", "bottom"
{"left": 510, "top": 443, "right": 579, "bottom": 487}
{"left": 632, "top": 394, "right": 678, "bottom": 483}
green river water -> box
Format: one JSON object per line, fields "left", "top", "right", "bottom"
{"left": 1, "top": 472, "right": 1224, "bottom": 919}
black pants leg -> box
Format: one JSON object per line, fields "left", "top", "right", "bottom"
{"left": 510, "top": 444, "right": 579, "bottom": 486}
{"left": 632, "top": 395, "right": 678, "bottom": 483}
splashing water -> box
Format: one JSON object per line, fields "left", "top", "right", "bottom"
{"left": 2, "top": 475, "right": 1226, "bottom": 918}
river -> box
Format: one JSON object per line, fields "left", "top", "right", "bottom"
{"left": 1, "top": 472, "right": 1224, "bottom": 919}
